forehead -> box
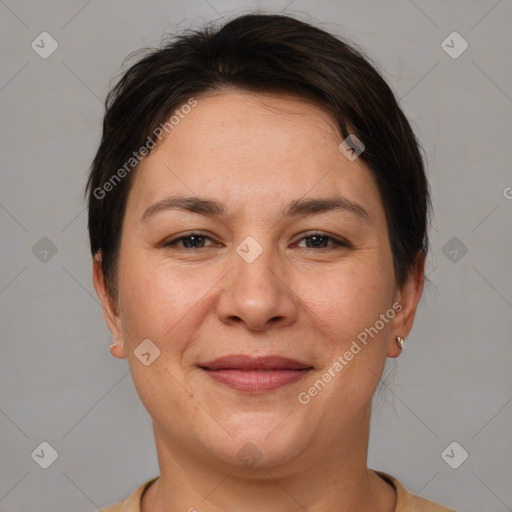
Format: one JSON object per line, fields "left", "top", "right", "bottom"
{"left": 125, "top": 89, "right": 382, "bottom": 222}
{"left": 154, "top": 90, "right": 342, "bottom": 166}
{"left": 187, "top": 88, "right": 341, "bottom": 139}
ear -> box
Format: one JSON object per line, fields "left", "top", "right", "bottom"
{"left": 387, "top": 251, "right": 425, "bottom": 358}
{"left": 92, "top": 252, "right": 127, "bottom": 359}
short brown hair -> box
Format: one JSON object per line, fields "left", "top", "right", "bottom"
{"left": 85, "top": 13, "right": 430, "bottom": 297}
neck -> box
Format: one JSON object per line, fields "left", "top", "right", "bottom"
{"left": 142, "top": 408, "right": 396, "bottom": 512}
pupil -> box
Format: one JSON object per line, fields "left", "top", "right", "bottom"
{"left": 308, "top": 235, "right": 326, "bottom": 248}
{"left": 186, "top": 235, "right": 203, "bottom": 248}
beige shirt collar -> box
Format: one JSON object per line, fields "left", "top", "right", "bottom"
{"left": 101, "top": 471, "right": 455, "bottom": 512}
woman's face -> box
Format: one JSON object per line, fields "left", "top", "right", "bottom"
{"left": 95, "top": 90, "right": 423, "bottom": 472}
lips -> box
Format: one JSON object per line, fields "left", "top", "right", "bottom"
{"left": 198, "top": 355, "right": 313, "bottom": 393}
{"left": 200, "top": 355, "right": 312, "bottom": 371}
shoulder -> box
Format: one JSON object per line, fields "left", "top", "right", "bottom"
{"left": 374, "top": 470, "right": 457, "bottom": 512}
{"left": 99, "top": 476, "right": 159, "bottom": 512}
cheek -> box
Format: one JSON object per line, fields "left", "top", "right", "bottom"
{"left": 296, "top": 254, "right": 395, "bottom": 338}
{"left": 116, "top": 247, "right": 216, "bottom": 347}
{"left": 115, "top": 251, "right": 211, "bottom": 423}
{"left": 297, "top": 262, "right": 395, "bottom": 419}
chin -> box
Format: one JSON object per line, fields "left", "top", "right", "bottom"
{"left": 207, "top": 414, "right": 310, "bottom": 471}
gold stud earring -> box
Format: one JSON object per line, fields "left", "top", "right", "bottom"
{"left": 395, "top": 336, "right": 404, "bottom": 350}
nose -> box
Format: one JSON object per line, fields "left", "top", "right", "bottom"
{"left": 216, "top": 240, "right": 299, "bottom": 332}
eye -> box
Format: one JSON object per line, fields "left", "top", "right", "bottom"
{"left": 293, "top": 232, "right": 351, "bottom": 250}
{"left": 163, "top": 233, "right": 216, "bottom": 249}
{"left": 162, "top": 231, "right": 351, "bottom": 251}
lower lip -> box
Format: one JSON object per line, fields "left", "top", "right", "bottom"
{"left": 201, "top": 368, "right": 312, "bottom": 392}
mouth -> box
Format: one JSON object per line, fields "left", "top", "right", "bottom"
{"left": 198, "top": 355, "right": 314, "bottom": 393}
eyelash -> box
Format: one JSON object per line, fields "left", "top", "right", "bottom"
{"left": 163, "top": 232, "right": 351, "bottom": 250}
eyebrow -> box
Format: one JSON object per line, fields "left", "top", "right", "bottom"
{"left": 141, "top": 195, "right": 369, "bottom": 223}
{"left": 284, "top": 197, "right": 369, "bottom": 220}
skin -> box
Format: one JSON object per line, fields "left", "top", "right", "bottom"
{"left": 93, "top": 89, "right": 424, "bottom": 512}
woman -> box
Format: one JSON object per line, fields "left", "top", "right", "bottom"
{"left": 86, "top": 13, "right": 455, "bottom": 512}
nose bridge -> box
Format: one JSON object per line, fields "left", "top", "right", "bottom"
{"left": 216, "top": 232, "right": 297, "bottom": 330}
{"left": 232, "top": 233, "right": 278, "bottom": 291}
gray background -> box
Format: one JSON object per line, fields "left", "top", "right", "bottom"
{"left": 1, "top": 0, "right": 511, "bottom": 511}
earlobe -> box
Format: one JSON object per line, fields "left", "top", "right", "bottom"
{"left": 387, "top": 251, "right": 426, "bottom": 358}
{"left": 386, "top": 336, "right": 405, "bottom": 358}
{"left": 109, "top": 338, "right": 126, "bottom": 359}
